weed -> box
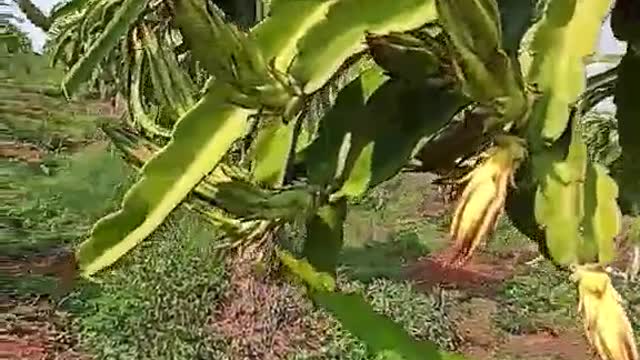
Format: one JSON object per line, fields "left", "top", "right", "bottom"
{"left": 485, "top": 217, "right": 533, "bottom": 257}
{"left": 295, "top": 276, "right": 459, "bottom": 360}
{"left": 493, "top": 262, "right": 576, "bottom": 334}
{"left": 340, "top": 173, "right": 446, "bottom": 282}
{"left": 63, "top": 210, "right": 230, "bottom": 360}
{"left": 4, "top": 146, "right": 133, "bottom": 256}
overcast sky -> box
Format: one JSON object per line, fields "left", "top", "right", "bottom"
{"left": 7, "top": 0, "right": 628, "bottom": 55}
{"left": 6, "top": 0, "right": 57, "bottom": 51}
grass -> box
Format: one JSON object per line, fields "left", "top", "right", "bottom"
{"left": 1, "top": 55, "right": 111, "bottom": 151}
{"left": 493, "top": 262, "right": 577, "bottom": 334}
{"left": 0, "top": 87, "right": 105, "bottom": 150}
{"left": 340, "top": 173, "right": 446, "bottom": 282}
{"left": 4, "top": 140, "right": 234, "bottom": 359}
{"left": 3, "top": 123, "right": 234, "bottom": 358}
{"left": 2, "top": 58, "right": 234, "bottom": 359}
{"left": 0, "top": 53, "right": 64, "bottom": 88}
{"left": 63, "top": 210, "right": 230, "bottom": 360}
{"left": 3, "top": 146, "right": 133, "bottom": 258}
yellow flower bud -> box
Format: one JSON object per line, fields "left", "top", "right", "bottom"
{"left": 572, "top": 265, "right": 638, "bottom": 360}
{"left": 448, "top": 135, "right": 526, "bottom": 266}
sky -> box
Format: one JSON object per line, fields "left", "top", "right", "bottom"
{"left": 8, "top": 0, "right": 628, "bottom": 54}
{"left": 6, "top": 0, "right": 58, "bottom": 51}
{"left": 7, "top": 0, "right": 628, "bottom": 56}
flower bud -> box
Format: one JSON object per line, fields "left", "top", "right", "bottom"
{"left": 572, "top": 265, "right": 638, "bottom": 360}
{"left": 448, "top": 135, "right": 526, "bottom": 265}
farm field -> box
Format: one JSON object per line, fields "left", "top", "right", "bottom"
{"left": 4, "top": 54, "right": 639, "bottom": 360}
{"left": 3, "top": 1, "right": 640, "bottom": 360}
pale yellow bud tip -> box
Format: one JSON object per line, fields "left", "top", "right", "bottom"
{"left": 572, "top": 265, "right": 638, "bottom": 360}
{"left": 447, "top": 135, "right": 527, "bottom": 266}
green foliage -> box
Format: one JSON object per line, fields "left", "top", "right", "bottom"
{"left": 278, "top": 249, "right": 337, "bottom": 292}
{"left": 173, "top": 0, "right": 294, "bottom": 111}
{"left": 288, "top": 0, "right": 438, "bottom": 94}
{"left": 65, "top": 210, "right": 230, "bottom": 360}
{"left": 294, "top": 277, "right": 459, "bottom": 360}
{"left": 57, "top": 0, "right": 640, "bottom": 357}
{"left": 312, "top": 291, "right": 463, "bottom": 360}
{"left": 0, "top": 21, "right": 32, "bottom": 54}
{"left": 140, "top": 25, "right": 195, "bottom": 120}
{"left": 76, "top": 91, "right": 252, "bottom": 276}
{"left": 365, "top": 32, "right": 443, "bottom": 81}
{"left": 523, "top": 0, "right": 622, "bottom": 268}
{"left": 582, "top": 112, "right": 620, "bottom": 167}
{"left": 504, "top": 172, "right": 547, "bottom": 254}
{"left": 127, "top": 32, "right": 172, "bottom": 137}
{"left": 303, "top": 67, "right": 387, "bottom": 187}
{"left": 62, "top": 0, "right": 148, "bottom": 95}
{"left": 496, "top": 0, "right": 538, "bottom": 59}
{"left": 435, "top": 0, "right": 520, "bottom": 103}
{"left": 333, "top": 76, "right": 467, "bottom": 199}
{"left": 213, "top": 181, "right": 318, "bottom": 221}
{"left": 533, "top": 118, "right": 620, "bottom": 266}
{"left": 279, "top": 248, "right": 458, "bottom": 360}
{"left": 524, "top": 0, "right": 611, "bottom": 145}
{"left": 302, "top": 200, "right": 347, "bottom": 274}
{"left": 250, "top": 117, "right": 300, "bottom": 185}
{"left": 251, "top": 0, "right": 338, "bottom": 72}
{"left": 50, "top": 0, "right": 91, "bottom": 20}
{"left": 77, "top": 0, "right": 459, "bottom": 277}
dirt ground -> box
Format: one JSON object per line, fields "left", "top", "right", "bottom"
{"left": 407, "top": 251, "right": 598, "bottom": 360}
{"left": 0, "top": 141, "right": 44, "bottom": 164}
{"left": 2, "top": 253, "right": 597, "bottom": 360}
{"left": 0, "top": 296, "right": 89, "bottom": 360}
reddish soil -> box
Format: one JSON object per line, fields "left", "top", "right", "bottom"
{"left": 0, "top": 297, "right": 90, "bottom": 360}
{"left": 0, "top": 141, "right": 43, "bottom": 164}
{"left": 406, "top": 249, "right": 596, "bottom": 360}
{"left": 500, "top": 330, "right": 597, "bottom": 360}
{"left": 406, "top": 249, "right": 534, "bottom": 297}
{"left": 451, "top": 297, "right": 596, "bottom": 360}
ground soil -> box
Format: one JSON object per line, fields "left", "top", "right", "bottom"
{"left": 0, "top": 141, "right": 44, "bottom": 164}
{"left": 0, "top": 296, "right": 89, "bottom": 360}
{"left": 4, "top": 250, "right": 597, "bottom": 360}
{"left": 1, "top": 137, "right": 101, "bottom": 360}
{"left": 409, "top": 183, "right": 602, "bottom": 360}
{"left": 407, "top": 251, "right": 598, "bottom": 360}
